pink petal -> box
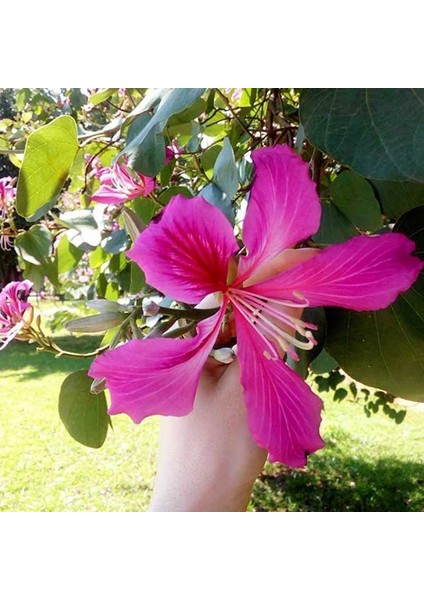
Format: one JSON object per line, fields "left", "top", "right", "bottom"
{"left": 237, "top": 145, "right": 321, "bottom": 283}
{"left": 128, "top": 195, "right": 239, "bottom": 304}
{"left": 247, "top": 233, "right": 422, "bottom": 311}
{"left": 89, "top": 302, "right": 227, "bottom": 422}
{"left": 90, "top": 185, "right": 130, "bottom": 205}
{"left": 233, "top": 308, "right": 324, "bottom": 466}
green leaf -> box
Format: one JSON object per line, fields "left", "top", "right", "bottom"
{"left": 158, "top": 186, "right": 193, "bottom": 206}
{"left": 122, "top": 88, "right": 205, "bottom": 161}
{"left": 58, "top": 209, "right": 98, "bottom": 232}
{"left": 89, "top": 245, "right": 108, "bottom": 269}
{"left": 130, "top": 262, "right": 146, "bottom": 294}
{"left": 16, "top": 115, "right": 79, "bottom": 218}
{"left": 300, "top": 89, "right": 424, "bottom": 182}
{"left": 15, "top": 224, "right": 52, "bottom": 265}
{"left": 126, "top": 112, "right": 166, "bottom": 177}
{"left": 16, "top": 88, "right": 30, "bottom": 111}
{"left": 101, "top": 229, "right": 129, "bottom": 254}
{"left": 312, "top": 202, "right": 358, "bottom": 244}
{"left": 330, "top": 171, "right": 382, "bottom": 231}
{"left": 59, "top": 370, "right": 110, "bottom": 448}
{"left": 54, "top": 235, "right": 84, "bottom": 274}
{"left": 89, "top": 88, "right": 117, "bottom": 106}
{"left": 370, "top": 180, "right": 424, "bottom": 220}
{"left": 104, "top": 280, "right": 120, "bottom": 300}
{"left": 60, "top": 209, "right": 102, "bottom": 250}
{"left": 201, "top": 145, "right": 221, "bottom": 176}
{"left": 326, "top": 206, "right": 424, "bottom": 401}
{"left": 21, "top": 261, "right": 45, "bottom": 290}
{"left": 131, "top": 197, "right": 157, "bottom": 224}
{"left": 214, "top": 137, "right": 238, "bottom": 200}
{"left": 310, "top": 349, "right": 339, "bottom": 374}
{"left": 200, "top": 182, "right": 234, "bottom": 225}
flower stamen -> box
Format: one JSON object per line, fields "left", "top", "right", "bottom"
{"left": 228, "top": 288, "right": 318, "bottom": 361}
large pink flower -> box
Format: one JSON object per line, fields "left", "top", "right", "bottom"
{"left": 89, "top": 145, "right": 422, "bottom": 466}
{"left": 0, "top": 280, "right": 33, "bottom": 350}
{"left": 90, "top": 161, "right": 155, "bottom": 205}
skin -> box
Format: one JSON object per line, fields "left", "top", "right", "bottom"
{"left": 148, "top": 358, "right": 267, "bottom": 512}
{"left": 149, "top": 248, "right": 320, "bottom": 512}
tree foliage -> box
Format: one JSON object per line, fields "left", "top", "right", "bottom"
{"left": 1, "top": 87, "right": 423, "bottom": 447}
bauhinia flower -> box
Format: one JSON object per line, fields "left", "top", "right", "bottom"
{"left": 90, "top": 160, "right": 155, "bottom": 205}
{"left": 89, "top": 145, "right": 422, "bottom": 466}
{"left": 0, "top": 177, "right": 16, "bottom": 252}
{"left": 0, "top": 280, "right": 33, "bottom": 350}
{"left": 0, "top": 176, "right": 15, "bottom": 218}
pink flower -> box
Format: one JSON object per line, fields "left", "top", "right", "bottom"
{"left": 0, "top": 234, "right": 12, "bottom": 251}
{"left": 0, "top": 177, "right": 16, "bottom": 218}
{"left": 165, "top": 146, "right": 175, "bottom": 165}
{"left": 90, "top": 161, "right": 155, "bottom": 205}
{"left": 0, "top": 280, "right": 33, "bottom": 350}
{"left": 89, "top": 145, "right": 422, "bottom": 466}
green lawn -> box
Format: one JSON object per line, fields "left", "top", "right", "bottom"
{"left": 1, "top": 311, "right": 424, "bottom": 511}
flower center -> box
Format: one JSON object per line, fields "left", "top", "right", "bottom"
{"left": 227, "top": 287, "right": 318, "bottom": 361}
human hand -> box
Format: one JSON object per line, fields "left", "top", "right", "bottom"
{"left": 148, "top": 357, "right": 267, "bottom": 512}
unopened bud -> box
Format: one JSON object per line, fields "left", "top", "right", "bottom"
{"left": 122, "top": 207, "right": 146, "bottom": 243}
{"left": 65, "top": 313, "right": 124, "bottom": 333}
{"left": 22, "top": 305, "right": 34, "bottom": 327}
{"left": 143, "top": 301, "right": 160, "bottom": 317}
{"left": 90, "top": 377, "right": 107, "bottom": 394}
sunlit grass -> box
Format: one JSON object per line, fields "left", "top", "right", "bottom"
{"left": 0, "top": 334, "right": 158, "bottom": 512}
{"left": 251, "top": 391, "right": 424, "bottom": 511}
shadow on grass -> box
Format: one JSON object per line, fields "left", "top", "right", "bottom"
{"left": 0, "top": 335, "right": 103, "bottom": 379}
{"left": 251, "top": 438, "right": 424, "bottom": 512}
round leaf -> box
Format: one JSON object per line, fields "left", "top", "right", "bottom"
{"left": 371, "top": 180, "right": 424, "bottom": 220}
{"left": 330, "top": 171, "right": 382, "bottom": 231}
{"left": 15, "top": 224, "right": 52, "bottom": 265}
{"left": 59, "top": 370, "right": 110, "bottom": 448}
{"left": 312, "top": 202, "right": 358, "bottom": 244}
{"left": 16, "top": 115, "right": 79, "bottom": 218}
{"left": 300, "top": 89, "right": 424, "bottom": 182}
{"left": 325, "top": 206, "right": 424, "bottom": 401}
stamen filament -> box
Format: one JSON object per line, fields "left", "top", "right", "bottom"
{"left": 233, "top": 294, "right": 316, "bottom": 352}
{"left": 236, "top": 293, "right": 317, "bottom": 337}
{"left": 234, "top": 287, "right": 310, "bottom": 308}
{"left": 229, "top": 295, "right": 280, "bottom": 360}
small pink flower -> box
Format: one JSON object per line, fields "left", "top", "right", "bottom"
{"left": 165, "top": 146, "right": 175, "bottom": 165}
{"left": 0, "top": 234, "right": 12, "bottom": 251}
{"left": 90, "top": 161, "right": 155, "bottom": 205}
{"left": 89, "top": 146, "right": 422, "bottom": 466}
{"left": 0, "top": 280, "right": 33, "bottom": 350}
{"left": 0, "top": 177, "right": 16, "bottom": 218}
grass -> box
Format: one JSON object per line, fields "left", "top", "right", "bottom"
{"left": 0, "top": 334, "right": 158, "bottom": 511}
{"left": 252, "top": 397, "right": 424, "bottom": 511}
{"left": 1, "top": 301, "right": 424, "bottom": 511}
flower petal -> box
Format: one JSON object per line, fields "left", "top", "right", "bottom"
{"left": 234, "top": 309, "right": 324, "bottom": 466}
{"left": 128, "top": 195, "right": 239, "bottom": 304}
{"left": 237, "top": 145, "right": 321, "bottom": 282}
{"left": 247, "top": 233, "right": 422, "bottom": 311}
{"left": 88, "top": 302, "right": 227, "bottom": 423}
{"left": 90, "top": 186, "right": 131, "bottom": 205}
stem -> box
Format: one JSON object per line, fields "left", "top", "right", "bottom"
{"left": 215, "top": 89, "right": 255, "bottom": 140}
{"left": 157, "top": 305, "right": 219, "bottom": 320}
{"left": 311, "top": 149, "right": 323, "bottom": 187}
